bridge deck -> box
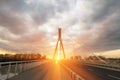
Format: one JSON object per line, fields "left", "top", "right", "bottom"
{"left": 8, "top": 62, "right": 71, "bottom": 80}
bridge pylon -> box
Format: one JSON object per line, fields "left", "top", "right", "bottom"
{"left": 53, "top": 28, "right": 66, "bottom": 60}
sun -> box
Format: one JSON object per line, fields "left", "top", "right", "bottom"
{"left": 55, "top": 55, "right": 61, "bottom": 64}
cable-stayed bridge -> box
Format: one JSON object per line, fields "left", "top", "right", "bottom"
{"left": 0, "top": 28, "right": 120, "bottom": 80}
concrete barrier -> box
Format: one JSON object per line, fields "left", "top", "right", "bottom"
{"left": 61, "top": 64, "right": 85, "bottom": 80}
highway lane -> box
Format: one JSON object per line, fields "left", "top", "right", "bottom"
{"left": 84, "top": 64, "right": 120, "bottom": 80}
{"left": 64, "top": 61, "right": 120, "bottom": 80}
{"left": 6, "top": 60, "right": 120, "bottom": 80}
{"left": 63, "top": 61, "right": 99, "bottom": 80}
{"left": 8, "top": 61, "right": 71, "bottom": 80}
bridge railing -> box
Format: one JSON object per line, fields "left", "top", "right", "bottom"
{"left": 72, "top": 60, "right": 120, "bottom": 71}
{"left": 81, "top": 60, "right": 120, "bottom": 70}
{"left": 0, "top": 60, "right": 46, "bottom": 80}
{"left": 61, "top": 63, "right": 85, "bottom": 80}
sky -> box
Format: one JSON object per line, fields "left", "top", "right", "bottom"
{"left": 0, "top": 0, "right": 120, "bottom": 58}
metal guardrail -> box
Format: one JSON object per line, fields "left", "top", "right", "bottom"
{"left": 0, "top": 60, "right": 46, "bottom": 80}
{"left": 82, "top": 61, "right": 120, "bottom": 71}
{"left": 85, "top": 63, "right": 120, "bottom": 71}
{"left": 71, "top": 60, "right": 120, "bottom": 71}
{"left": 61, "top": 64, "right": 85, "bottom": 80}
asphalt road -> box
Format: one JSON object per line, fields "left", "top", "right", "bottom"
{"left": 64, "top": 61, "right": 120, "bottom": 80}
{"left": 7, "top": 61, "right": 120, "bottom": 80}
{"left": 84, "top": 64, "right": 120, "bottom": 80}
{"left": 8, "top": 61, "right": 71, "bottom": 80}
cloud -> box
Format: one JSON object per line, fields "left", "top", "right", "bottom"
{"left": 91, "top": 0, "right": 120, "bottom": 23}
{"left": 75, "top": 0, "right": 120, "bottom": 55}
{"left": 0, "top": 0, "right": 72, "bottom": 54}
{"left": 0, "top": 0, "right": 120, "bottom": 57}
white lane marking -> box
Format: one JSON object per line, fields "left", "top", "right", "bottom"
{"left": 108, "top": 74, "right": 120, "bottom": 80}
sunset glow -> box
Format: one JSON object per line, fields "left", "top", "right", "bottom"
{"left": 0, "top": 1, "right": 120, "bottom": 80}
{"left": 0, "top": 0, "right": 119, "bottom": 58}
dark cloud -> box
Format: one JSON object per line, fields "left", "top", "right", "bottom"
{"left": 76, "top": 4, "right": 120, "bottom": 54}
{"left": 0, "top": 0, "right": 120, "bottom": 56}
{"left": 91, "top": 0, "right": 120, "bottom": 23}
{"left": 0, "top": 11, "right": 29, "bottom": 34}
{"left": 0, "top": 0, "right": 28, "bottom": 11}
{"left": 30, "top": 0, "right": 71, "bottom": 25}
{"left": 0, "top": 0, "right": 30, "bottom": 35}
{"left": 0, "top": 0, "right": 71, "bottom": 34}
{"left": 0, "top": 0, "right": 71, "bottom": 53}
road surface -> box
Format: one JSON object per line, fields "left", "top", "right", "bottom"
{"left": 7, "top": 60, "right": 120, "bottom": 80}
{"left": 8, "top": 61, "right": 71, "bottom": 80}
{"left": 64, "top": 61, "right": 120, "bottom": 80}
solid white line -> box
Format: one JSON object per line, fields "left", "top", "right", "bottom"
{"left": 108, "top": 74, "right": 120, "bottom": 80}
